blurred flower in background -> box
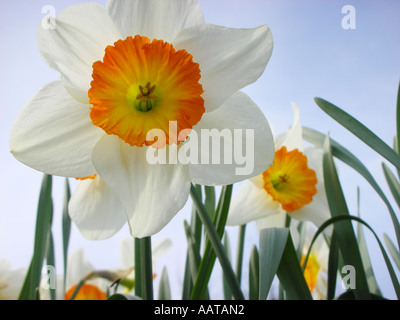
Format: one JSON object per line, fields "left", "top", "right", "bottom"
{"left": 0, "top": 259, "right": 26, "bottom": 300}
{"left": 227, "top": 103, "right": 330, "bottom": 229}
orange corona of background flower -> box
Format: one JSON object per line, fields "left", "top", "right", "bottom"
{"left": 65, "top": 283, "right": 107, "bottom": 300}
{"left": 263, "top": 146, "right": 317, "bottom": 212}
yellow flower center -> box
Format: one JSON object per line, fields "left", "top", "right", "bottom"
{"left": 263, "top": 146, "right": 317, "bottom": 212}
{"left": 300, "top": 253, "right": 321, "bottom": 293}
{"left": 64, "top": 283, "right": 106, "bottom": 300}
{"left": 89, "top": 35, "right": 205, "bottom": 147}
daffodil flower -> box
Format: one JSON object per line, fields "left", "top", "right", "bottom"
{"left": 227, "top": 103, "right": 330, "bottom": 228}
{"left": 299, "top": 222, "right": 328, "bottom": 299}
{"left": 39, "top": 248, "right": 110, "bottom": 300}
{"left": 0, "top": 259, "right": 26, "bottom": 300}
{"left": 9, "top": 0, "right": 275, "bottom": 238}
{"left": 63, "top": 249, "right": 109, "bottom": 300}
{"left": 40, "top": 237, "right": 172, "bottom": 300}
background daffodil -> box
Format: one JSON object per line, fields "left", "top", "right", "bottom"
{"left": 227, "top": 102, "right": 330, "bottom": 229}
{"left": 0, "top": 259, "right": 26, "bottom": 300}
{"left": 39, "top": 237, "right": 171, "bottom": 300}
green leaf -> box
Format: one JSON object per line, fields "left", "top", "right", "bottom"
{"left": 30, "top": 174, "right": 53, "bottom": 300}
{"left": 303, "top": 215, "right": 400, "bottom": 299}
{"left": 382, "top": 162, "right": 400, "bottom": 210}
{"left": 322, "top": 135, "right": 370, "bottom": 299}
{"left": 356, "top": 188, "right": 381, "bottom": 295}
{"left": 181, "top": 258, "right": 193, "bottom": 300}
{"left": 182, "top": 184, "right": 203, "bottom": 300}
{"left": 69, "top": 280, "right": 85, "bottom": 300}
{"left": 183, "top": 220, "right": 202, "bottom": 286}
{"left": 275, "top": 229, "right": 313, "bottom": 300}
{"left": 235, "top": 224, "right": 246, "bottom": 285}
{"left": 46, "top": 231, "right": 56, "bottom": 300}
{"left": 314, "top": 97, "right": 400, "bottom": 171}
{"left": 18, "top": 260, "right": 33, "bottom": 300}
{"left": 189, "top": 184, "right": 244, "bottom": 300}
{"left": 204, "top": 185, "right": 216, "bottom": 217}
{"left": 190, "top": 184, "right": 234, "bottom": 300}
{"left": 62, "top": 178, "right": 71, "bottom": 295}
{"left": 326, "top": 233, "right": 339, "bottom": 300}
{"left": 223, "top": 233, "right": 232, "bottom": 300}
{"left": 303, "top": 127, "right": 400, "bottom": 252}
{"left": 395, "top": 81, "right": 400, "bottom": 161}
{"left": 248, "top": 245, "right": 259, "bottom": 300}
{"left": 158, "top": 267, "right": 171, "bottom": 300}
{"left": 336, "top": 290, "right": 387, "bottom": 300}
{"left": 258, "top": 228, "right": 289, "bottom": 300}
{"left": 383, "top": 233, "right": 400, "bottom": 271}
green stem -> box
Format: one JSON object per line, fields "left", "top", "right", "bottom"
{"left": 134, "top": 238, "right": 142, "bottom": 298}
{"left": 140, "top": 237, "right": 153, "bottom": 300}
{"left": 235, "top": 224, "right": 246, "bottom": 285}
{"left": 189, "top": 184, "right": 244, "bottom": 300}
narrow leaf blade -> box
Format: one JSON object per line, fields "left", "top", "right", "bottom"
{"left": 258, "top": 228, "right": 289, "bottom": 300}
{"left": 31, "top": 174, "right": 53, "bottom": 299}
{"left": 315, "top": 97, "right": 400, "bottom": 170}
{"left": 322, "top": 136, "right": 370, "bottom": 299}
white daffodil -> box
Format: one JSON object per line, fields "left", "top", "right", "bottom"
{"left": 40, "top": 238, "right": 172, "bottom": 299}
{"left": 40, "top": 248, "right": 110, "bottom": 300}
{"left": 227, "top": 102, "right": 330, "bottom": 229}
{"left": 299, "top": 222, "right": 329, "bottom": 299}
{"left": 10, "top": 0, "right": 275, "bottom": 239}
{"left": 0, "top": 259, "right": 26, "bottom": 300}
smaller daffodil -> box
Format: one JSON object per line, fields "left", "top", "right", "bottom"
{"left": 299, "top": 222, "right": 329, "bottom": 299}
{"left": 40, "top": 248, "right": 111, "bottom": 300}
{"left": 227, "top": 102, "right": 330, "bottom": 229}
{"left": 39, "top": 238, "right": 172, "bottom": 299}
{"left": 0, "top": 259, "right": 26, "bottom": 300}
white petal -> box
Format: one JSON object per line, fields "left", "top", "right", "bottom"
{"left": 66, "top": 248, "right": 94, "bottom": 288}
{"left": 119, "top": 237, "right": 173, "bottom": 269}
{"left": 119, "top": 238, "right": 134, "bottom": 269}
{"left": 151, "top": 238, "right": 173, "bottom": 261}
{"left": 0, "top": 259, "right": 10, "bottom": 275}
{"left": 275, "top": 102, "right": 304, "bottom": 151}
{"left": 189, "top": 92, "right": 275, "bottom": 186}
{"left": 37, "top": 3, "right": 121, "bottom": 103}
{"left": 92, "top": 136, "right": 191, "bottom": 238}
{"left": 68, "top": 176, "right": 127, "bottom": 240}
{"left": 255, "top": 212, "right": 287, "bottom": 230}
{"left": 9, "top": 81, "right": 104, "bottom": 178}
{"left": 0, "top": 267, "right": 26, "bottom": 300}
{"left": 174, "top": 24, "right": 273, "bottom": 112}
{"left": 227, "top": 180, "right": 282, "bottom": 226}
{"left": 106, "top": 0, "right": 204, "bottom": 42}
{"left": 289, "top": 147, "right": 330, "bottom": 228}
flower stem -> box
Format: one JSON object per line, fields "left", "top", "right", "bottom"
{"left": 189, "top": 184, "right": 245, "bottom": 300}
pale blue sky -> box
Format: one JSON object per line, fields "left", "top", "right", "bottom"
{"left": 1, "top": 0, "right": 399, "bottom": 299}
